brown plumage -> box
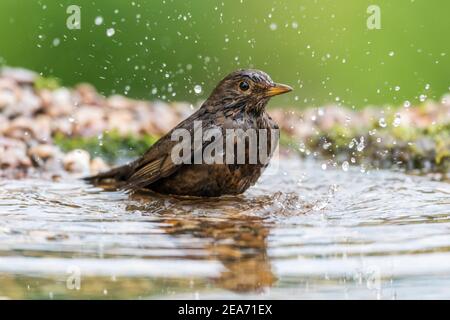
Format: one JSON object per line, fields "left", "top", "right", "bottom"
{"left": 84, "top": 69, "right": 292, "bottom": 197}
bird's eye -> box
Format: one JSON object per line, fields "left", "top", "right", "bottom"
{"left": 239, "top": 81, "right": 250, "bottom": 91}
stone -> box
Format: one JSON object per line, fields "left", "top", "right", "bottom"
{"left": 150, "top": 101, "right": 181, "bottom": 134}
{"left": 52, "top": 87, "right": 73, "bottom": 106}
{"left": 34, "top": 115, "right": 52, "bottom": 142}
{"left": 90, "top": 157, "right": 110, "bottom": 175}
{"left": 0, "top": 67, "right": 38, "bottom": 84}
{"left": 135, "top": 103, "right": 159, "bottom": 135}
{"left": 0, "top": 80, "right": 18, "bottom": 110}
{"left": 51, "top": 118, "right": 74, "bottom": 136}
{"left": 3, "top": 117, "right": 35, "bottom": 142}
{"left": 75, "top": 83, "right": 103, "bottom": 105}
{"left": 107, "top": 94, "right": 132, "bottom": 109}
{"left": 0, "top": 137, "right": 32, "bottom": 168}
{"left": 0, "top": 115, "right": 8, "bottom": 134}
{"left": 63, "top": 149, "right": 91, "bottom": 174}
{"left": 73, "top": 106, "right": 106, "bottom": 136}
{"left": 107, "top": 110, "right": 136, "bottom": 135}
{"left": 4, "top": 87, "right": 41, "bottom": 118}
{"left": 28, "top": 144, "right": 61, "bottom": 161}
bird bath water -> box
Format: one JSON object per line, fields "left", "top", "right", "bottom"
{"left": 0, "top": 157, "right": 449, "bottom": 299}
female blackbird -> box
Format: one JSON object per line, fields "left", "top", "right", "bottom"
{"left": 85, "top": 69, "right": 292, "bottom": 196}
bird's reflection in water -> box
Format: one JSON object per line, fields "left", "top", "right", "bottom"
{"left": 129, "top": 191, "right": 277, "bottom": 293}
{"left": 164, "top": 214, "right": 276, "bottom": 293}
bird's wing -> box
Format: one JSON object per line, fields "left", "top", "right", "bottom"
{"left": 123, "top": 108, "right": 208, "bottom": 192}
{"left": 124, "top": 137, "right": 184, "bottom": 191}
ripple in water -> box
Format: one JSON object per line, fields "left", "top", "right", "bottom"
{"left": 0, "top": 158, "right": 449, "bottom": 299}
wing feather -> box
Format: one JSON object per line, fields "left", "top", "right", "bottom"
{"left": 122, "top": 107, "right": 209, "bottom": 192}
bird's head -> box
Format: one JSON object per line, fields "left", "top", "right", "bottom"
{"left": 206, "top": 69, "right": 292, "bottom": 114}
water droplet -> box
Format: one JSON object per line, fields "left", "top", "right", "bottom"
{"left": 298, "top": 142, "right": 306, "bottom": 153}
{"left": 98, "top": 134, "right": 104, "bottom": 146}
{"left": 403, "top": 100, "right": 411, "bottom": 108}
{"left": 269, "top": 23, "right": 277, "bottom": 31}
{"left": 342, "top": 161, "right": 349, "bottom": 172}
{"left": 321, "top": 163, "right": 327, "bottom": 170}
{"left": 106, "top": 28, "right": 115, "bottom": 37}
{"left": 356, "top": 137, "right": 365, "bottom": 152}
{"left": 379, "top": 117, "right": 387, "bottom": 128}
{"left": 388, "top": 51, "right": 395, "bottom": 57}
{"left": 95, "top": 16, "right": 103, "bottom": 25}
{"left": 52, "top": 38, "right": 60, "bottom": 47}
{"left": 194, "top": 85, "right": 202, "bottom": 94}
{"left": 393, "top": 113, "right": 401, "bottom": 127}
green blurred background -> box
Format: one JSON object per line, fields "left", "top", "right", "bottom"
{"left": 0, "top": 0, "right": 448, "bottom": 108}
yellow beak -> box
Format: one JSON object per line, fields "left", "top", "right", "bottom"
{"left": 265, "top": 83, "right": 293, "bottom": 97}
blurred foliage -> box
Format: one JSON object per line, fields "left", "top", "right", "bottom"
{"left": 34, "top": 75, "right": 61, "bottom": 90}
{"left": 280, "top": 107, "right": 450, "bottom": 175}
{"left": 0, "top": 0, "right": 448, "bottom": 108}
{"left": 54, "top": 130, "right": 158, "bottom": 163}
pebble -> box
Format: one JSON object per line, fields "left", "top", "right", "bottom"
{"left": 0, "top": 67, "right": 37, "bottom": 84}
{"left": 28, "top": 144, "right": 61, "bottom": 161}
{"left": 75, "top": 83, "right": 103, "bottom": 105}
{"left": 90, "top": 157, "right": 110, "bottom": 175}
{"left": 63, "top": 150, "right": 91, "bottom": 174}
{"left": 0, "top": 137, "right": 32, "bottom": 168}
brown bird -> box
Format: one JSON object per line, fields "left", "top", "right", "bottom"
{"left": 84, "top": 69, "right": 292, "bottom": 196}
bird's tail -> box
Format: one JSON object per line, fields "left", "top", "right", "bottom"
{"left": 83, "top": 162, "right": 133, "bottom": 185}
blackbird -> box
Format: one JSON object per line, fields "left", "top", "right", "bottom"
{"left": 84, "top": 69, "right": 292, "bottom": 196}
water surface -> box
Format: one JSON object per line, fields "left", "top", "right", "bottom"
{"left": 0, "top": 158, "right": 449, "bottom": 299}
